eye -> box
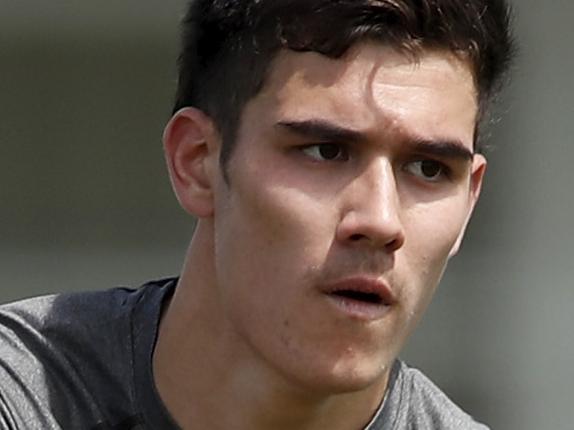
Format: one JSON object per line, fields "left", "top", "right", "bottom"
{"left": 404, "top": 159, "right": 449, "bottom": 182}
{"left": 301, "top": 143, "right": 349, "bottom": 161}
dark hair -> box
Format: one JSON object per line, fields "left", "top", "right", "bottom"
{"left": 173, "top": 0, "right": 515, "bottom": 167}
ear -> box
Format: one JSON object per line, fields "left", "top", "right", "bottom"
{"left": 163, "top": 107, "right": 220, "bottom": 218}
{"left": 448, "top": 153, "right": 487, "bottom": 257}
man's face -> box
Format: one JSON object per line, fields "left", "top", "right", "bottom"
{"left": 210, "top": 43, "right": 484, "bottom": 394}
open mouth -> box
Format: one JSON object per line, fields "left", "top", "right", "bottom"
{"left": 322, "top": 279, "right": 394, "bottom": 320}
{"left": 320, "top": 277, "right": 396, "bottom": 319}
{"left": 330, "top": 289, "right": 384, "bottom": 305}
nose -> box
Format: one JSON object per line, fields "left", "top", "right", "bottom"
{"left": 336, "top": 159, "right": 405, "bottom": 252}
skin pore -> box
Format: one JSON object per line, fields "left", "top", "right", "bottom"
{"left": 155, "top": 42, "right": 486, "bottom": 430}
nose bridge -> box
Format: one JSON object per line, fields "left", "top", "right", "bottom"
{"left": 360, "top": 157, "right": 400, "bottom": 222}
{"left": 339, "top": 157, "right": 405, "bottom": 251}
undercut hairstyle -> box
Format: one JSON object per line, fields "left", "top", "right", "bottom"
{"left": 173, "top": 0, "right": 515, "bottom": 168}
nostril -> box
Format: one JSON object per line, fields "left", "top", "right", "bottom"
{"left": 345, "top": 233, "right": 404, "bottom": 252}
{"left": 349, "top": 234, "right": 366, "bottom": 242}
{"left": 386, "top": 236, "right": 404, "bottom": 252}
{"left": 346, "top": 233, "right": 403, "bottom": 251}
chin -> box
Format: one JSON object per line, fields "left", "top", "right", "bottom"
{"left": 287, "top": 357, "right": 391, "bottom": 396}
{"left": 316, "top": 376, "right": 383, "bottom": 396}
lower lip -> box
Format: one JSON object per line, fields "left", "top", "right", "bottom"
{"left": 324, "top": 294, "right": 392, "bottom": 321}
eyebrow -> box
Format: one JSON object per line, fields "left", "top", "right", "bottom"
{"left": 275, "top": 120, "right": 366, "bottom": 144}
{"left": 275, "top": 119, "right": 474, "bottom": 161}
{"left": 410, "top": 138, "right": 474, "bottom": 161}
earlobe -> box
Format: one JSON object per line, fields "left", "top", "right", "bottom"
{"left": 448, "top": 154, "right": 487, "bottom": 257}
{"left": 163, "top": 107, "right": 220, "bottom": 218}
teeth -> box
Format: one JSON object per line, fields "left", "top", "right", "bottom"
{"left": 332, "top": 290, "right": 382, "bottom": 304}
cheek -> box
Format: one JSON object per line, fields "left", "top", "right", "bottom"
{"left": 212, "top": 181, "right": 338, "bottom": 362}
{"left": 213, "top": 173, "right": 333, "bottom": 307}
{"left": 233, "top": 171, "right": 334, "bottom": 252}
{"left": 407, "top": 195, "right": 470, "bottom": 256}
{"left": 400, "top": 198, "right": 470, "bottom": 302}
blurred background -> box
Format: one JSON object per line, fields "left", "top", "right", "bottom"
{"left": 1, "top": 1, "right": 572, "bottom": 428}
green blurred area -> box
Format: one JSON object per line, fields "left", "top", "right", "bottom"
{"left": 1, "top": 39, "right": 188, "bottom": 249}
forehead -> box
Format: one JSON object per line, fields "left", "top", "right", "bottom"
{"left": 249, "top": 43, "right": 478, "bottom": 149}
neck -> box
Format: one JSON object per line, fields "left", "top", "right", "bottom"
{"left": 153, "top": 224, "right": 390, "bottom": 430}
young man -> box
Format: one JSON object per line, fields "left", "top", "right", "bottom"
{"left": 0, "top": 1, "right": 514, "bottom": 429}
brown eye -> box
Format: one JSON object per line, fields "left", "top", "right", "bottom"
{"left": 302, "top": 144, "right": 348, "bottom": 161}
{"left": 421, "top": 160, "right": 442, "bottom": 177}
{"left": 405, "top": 160, "right": 446, "bottom": 181}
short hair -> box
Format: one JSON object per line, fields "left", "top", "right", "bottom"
{"left": 173, "top": 0, "right": 515, "bottom": 168}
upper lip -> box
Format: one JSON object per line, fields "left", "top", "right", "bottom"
{"left": 319, "top": 276, "right": 397, "bottom": 306}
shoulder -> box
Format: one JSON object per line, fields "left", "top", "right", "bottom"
{"left": 0, "top": 278, "right": 174, "bottom": 343}
{"left": 0, "top": 285, "right": 143, "bottom": 360}
{"left": 396, "top": 361, "right": 490, "bottom": 430}
{"left": 0, "top": 278, "right": 175, "bottom": 429}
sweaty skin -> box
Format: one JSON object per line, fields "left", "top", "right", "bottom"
{"left": 155, "top": 42, "right": 486, "bottom": 430}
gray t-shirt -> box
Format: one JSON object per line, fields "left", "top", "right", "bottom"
{"left": 0, "top": 279, "right": 489, "bottom": 429}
